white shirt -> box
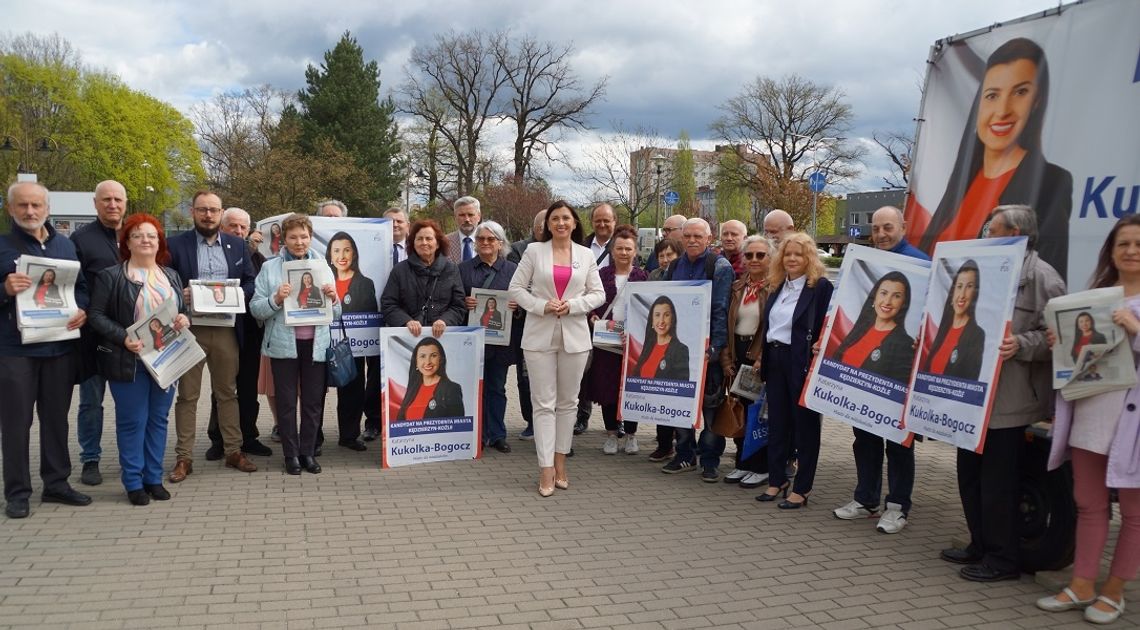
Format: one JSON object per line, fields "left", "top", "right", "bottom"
{"left": 766, "top": 275, "right": 806, "bottom": 345}
{"left": 612, "top": 274, "right": 629, "bottom": 321}
{"left": 393, "top": 242, "right": 407, "bottom": 263}
{"left": 590, "top": 237, "right": 612, "bottom": 269}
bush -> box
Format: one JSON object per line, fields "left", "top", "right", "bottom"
{"left": 823, "top": 256, "right": 843, "bottom": 268}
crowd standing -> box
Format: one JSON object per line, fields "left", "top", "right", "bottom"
{"left": 0, "top": 182, "right": 1136, "bottom": 624}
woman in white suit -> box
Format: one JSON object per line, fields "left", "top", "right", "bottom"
{"left": 509, "top": 201, "right": 605, "bottom": 497}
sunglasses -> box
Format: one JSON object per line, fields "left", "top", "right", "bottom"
{"left": 743, "top": 251, "right": 767, "bottom": 260}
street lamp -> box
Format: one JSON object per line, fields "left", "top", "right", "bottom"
{"left": 141, "top": 160, "right": 151, "bottom": 214}
{"left": 1, "top": 134, "right": 59, "bottom": 174}
{"left": 789, "top": 133, "right": 843, "bottom": 239}
{"left": 651, "top": 152, "right": 667, "bottom": 229}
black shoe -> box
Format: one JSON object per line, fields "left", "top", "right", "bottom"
{"left": 143, "top": 484, "right": 171, "bottom": 501}
{"left": 300, "top": 456, "right": 322, "bottom": 474}
{"left": 127, "top": 489, "right": 150, "bottom": 506}
{"left": 338, "top": 439, "right": 367, "bottom": 452}
{"left": 361, "top": 427, "right": 380, "bottom": 442}
{"left": 777, "top": 495, "right": 809, "bottom": 510}
{"left": 5, "top": 498, "right": 29, "bottom": 519}
{"left": 490, "top": 439, "right": 512, "bottom": 453}
{"left": 662, "top": 459, "right": 696, "bottom": 474}
{"left": 939, "top": 548, "right": 983, "bottom": 565}
{"left": 959, "top": 564, "right": 1019, "bottom": 583}
{"left": 284, "top": 457, "right": 301, "bottom": 475}
{"left": 205, "top": 442, "right": 224, "bottom": 461}
{"left": 314, "top": 445, "right": 323, "bottom": 457}
{"left": 573, "top": 420, "right": 587, "bottom": 435}
{"left": 42, "top": 487, "right": 92, "bottom": 507}
{"left": 756, "top": 482, "right": 790, "bottom": 502}
{"left": 80, "top": 461, "right": 103, "bottom": 486}
{"left": 241, "top": 440, "right": 273, "bottom": 457}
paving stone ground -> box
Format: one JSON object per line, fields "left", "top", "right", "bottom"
{"left": 0, "top": 370, "right": 1134, "bottom": 629}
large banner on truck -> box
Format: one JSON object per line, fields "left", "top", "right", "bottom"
{"left": 904, "top": 0, "right": 1140, "bottom": 286}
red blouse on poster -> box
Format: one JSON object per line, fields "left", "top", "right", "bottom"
{"left": 929, "top": 325, "right": 966, "bottom": 375}
{"left": 639, "top": 342, "right": 670, "bottom": 379}
{"left": 840, "top": 327, "right": 892, "bottom": 368}
{"left": 936, "top": 169, "right": 1016, "bottom": 243}
{"left": 404, "top": 383, "right": 438, "bottom": 420}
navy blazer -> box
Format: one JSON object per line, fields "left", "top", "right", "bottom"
{"left": 166, "top": 230, "right": 256, "bottom": 346}
{"left": 759, "top": 276, "right": 834, "bottom": 382}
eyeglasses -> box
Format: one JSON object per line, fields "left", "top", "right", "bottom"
{"left": 662, "top": 227, "right": 678, "bottom": 234}
{"left": 129, "top": 232, "right": 159, "bottom": 241}
{"left": 474, "top": 236, "right": 499, "bottom": 243}
{"left": 193, "top": 206, "right": 223, "bottom": 215}
{"left": 743, "top": 251, "right": 767, "bottom": 260}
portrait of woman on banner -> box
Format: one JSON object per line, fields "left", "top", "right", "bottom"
{"left": 633, "top": 295, "right": 691, "bottom": 382}
{"left": 922, "top": 259, "right": 985, "bottom": 380}
{"left": 295, "top": 272, "right": 324, "bottom": 308}
{"left": 480, "top": 296, "right": 504, "bottom": 331}
{"left": 1069, "top": 311, "right": 1107, "bottom": 365}
{"left": 326, "top": 231, "right": 378, "bottom": 313}
{"left": 396, "top": 337, "right": 465, "bottom": 421}
{"left": 830, "top": 271, "right": 916, "bottom": 383}
{"left": 33, "top": 268, "right": 65, "bottom": 308}
{"left": 918, "top": 37, "right": 1072, "bottom": 277}
{"left": 147, "top": 317, "right": 176, "bottom": 351}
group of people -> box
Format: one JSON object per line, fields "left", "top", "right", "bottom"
{"left": 0, "top": 180, "right": 1135, "bottom": 625}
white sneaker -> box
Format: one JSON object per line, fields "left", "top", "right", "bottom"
{"left": 724, "top": 468, "right": 748, "bottom": 482}
{"left": 876, "top": 502, "right": 907, "bottom": 534}
{"left": 833, "top": 500, "right": 877, "bottom": 520}
{"left": 602, "top": 436, "right": 618, "bottom": 455}
{"left": 623, "top": 435, "right": 639, "bottom": 454}
{"left": 739, "top": 472, "right": 769, "bottom": 488}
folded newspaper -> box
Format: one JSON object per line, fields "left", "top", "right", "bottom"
{"left": 1044, "top": 287, "right": 1137, "bottom": 401}
{"left": 189, "top": 279, "right": 243, "bottom": 327}
{"left": 729, "top": 364, "right": 765, "bottom": 401}
{"left": 127, "top": 300, "right": 206, "bottom": 389}
{"left": 15, "top": 255, "right": 81, "bottom": 343}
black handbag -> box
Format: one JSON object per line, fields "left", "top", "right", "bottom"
{"left": 325, "top": 317, "right": 357, "bottom": 387}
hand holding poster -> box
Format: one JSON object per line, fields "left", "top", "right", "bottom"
{"left": 802, "top": 245, "right": 930, "bottom": 445}
{"left": 901, "top": 237, "right": 1027, "bottom": 451}
{"left": 1044, "top": 287, "right": 1137, "bottom": 400}
{"left": 189, "top": 279, "right": 243, "bottom": 327}
{"left": 619, "top": 281, "right": 711, "bottom": 429}
{"left": 467, "top": 289, "right": 512, "bottom": 346}
{"left": 16, "top": 255, "right": 82, "bottom": 342}
{"left": 280, "top": 259, "right": 335, "bottom": 326}
{"left": 381, "top": 327, "right": 483, "bottom": 468}
{"left": 127, "top": 300, "right": 206, "bottom": 389}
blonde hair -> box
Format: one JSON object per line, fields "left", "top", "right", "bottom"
{"left": 280, "top": 213, "right": 313, "bottom": 236}
{"left": 768, "top": 232, "right": 826, "bottom": 288}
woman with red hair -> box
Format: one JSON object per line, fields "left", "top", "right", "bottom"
{"left": 88, "top": 214, "right": 190, "bottom": 506}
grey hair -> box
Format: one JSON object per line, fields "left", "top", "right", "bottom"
{"left": 222, "top": 207, "right": 250, "bottom": 224}
{"left": 316, "top": 199, "right": 348, "bottom": 217}
{"left": 7, "top": 181, "right": 49, "bottom": 206}
{"left": 682, "top": 217, "right": 711, "bottom": 235}
{"left": 990, "top": 204, "right": 1038, "bottom": 249}
{"left": 453, "top": 196, "right": 481, "bottom": 213}
{"left": 383, "top": 207, "right": 407, "bottom": 219}
{"left": 475, "top": 220, "right": 508, "bottom": 257}
{"left": 742, "top": 234, "right": 773, "bottom": 252}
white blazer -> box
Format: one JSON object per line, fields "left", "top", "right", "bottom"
{"left": 508, "top": 240, "right": 604, "bottom": 353}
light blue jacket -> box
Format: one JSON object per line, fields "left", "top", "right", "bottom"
{"left": 251, "top": 249, "right": 341, "bottom": 361}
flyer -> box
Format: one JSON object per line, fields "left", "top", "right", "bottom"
{"left": 16, "top": 255, "right": 81, "bottom": 342}
{"left": 467, "top": 288, "right": 512, "bottom": 346}
{"left": 127, "top": 300, "right": 206, "bottom": 389}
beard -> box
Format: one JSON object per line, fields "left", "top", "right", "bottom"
{"left": 195, "top": 223, "right": 220, "bottom": 238}
{"left": 14, "top": 215, "right": 46, "bottom": 233}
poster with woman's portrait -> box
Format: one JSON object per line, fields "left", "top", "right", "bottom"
{"left": 280, "top": 260, "right": 334, "bottom": 326}
{"left": 467, "top": 289, "right": 511, "bottom": 345}
{"left": 15, "top": 255, "right": 81, "bottom": 340}
{"left": 802, "top": 245, "right": 930, "bottom": 445}
{"left": 903, "top": 1, "right": 1140, "bottom": 286}
{"left": 126, "top": 300, "right": 206, "bottom": 389}
{"left": 380, "top": 327, "right": 483, "bottom": 468}
{"left": 902, "top": 237, "right": 1027, "bottom": 452}
{"left": 1043, "top": 286, "right": 1137, "bottom": 399}
{"left": 618, "top": 280, "right": 711, "bottom": 429}
{"left": 257, "top": 215, "right": 394, "bottom": 357}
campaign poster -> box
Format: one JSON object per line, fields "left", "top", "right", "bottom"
{"left": 618, "top": 281, "right": 711, "bottom": 429}
{"left": 467, "top": 289, "right": 512, "bottom": 346}
{"left": 802, "top": 245, "right": 931, "bottom": 445}
{"left": 903, "top": 0, "right": 1140, "bottom": 286}
{"left": 901, "top": 237, "right": 1027, "bottom": 452}
{"left": 256, "top": 215, "right": 392, "bottom": 357}
{"left": 380, "top": 327, "right": 483, "bottom": 468}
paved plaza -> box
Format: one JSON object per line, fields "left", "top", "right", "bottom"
{"left": 0, "top": 371, "right": 1134, "bottom": 630}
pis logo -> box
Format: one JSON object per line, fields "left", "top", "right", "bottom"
{"left": 691, "top": 297, "right": 702, "bottom": 307}
{"left": 1000, "top": 257, "right": 1011, "bottom": 273}
{"left": 463, "top": 339, "right": 473, "bottom": 347}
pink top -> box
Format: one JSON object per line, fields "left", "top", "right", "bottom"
{"left": 294, "top": 325, "right": 315, "bottom": 340}
{"left": 553, "top": 264, "right": 572, "bottom": 300}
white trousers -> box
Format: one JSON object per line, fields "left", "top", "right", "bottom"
{"left": 524, "top": 333, "right": 590, "bottom": 468}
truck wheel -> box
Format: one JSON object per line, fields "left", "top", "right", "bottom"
{"left": 1018, "top": 438, "right": 1076, "bottom": 573}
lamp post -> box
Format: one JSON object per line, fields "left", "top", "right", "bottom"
{"left": 651, "top": 152, "right": 667, "bottom": 229}
{"left": 0, "top": 134, "right": 59, "bottom": 175}
{"left": 141, "top": 160, "right": 151, "bottom": 214}
{"left": 789, "top": 134, "right": 842, "bottom": 239}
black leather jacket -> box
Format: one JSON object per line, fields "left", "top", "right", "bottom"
{"left": 88, "top": 263, "right": 187, "bottom": 382}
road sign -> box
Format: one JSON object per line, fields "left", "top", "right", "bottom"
{"left": 849, "top": 225, "right": 861, "bottom": 237}
{"left": 663, "top": 190, "right": 680, "bottom": 207}
{"left": 808, "top": 171, "right": 826, "bottom": 193}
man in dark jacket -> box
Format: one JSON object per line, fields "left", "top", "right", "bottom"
{"left": 166, "top": 191, "right": 258, "bottom": 482}
{"left": 70, "top": 180, "right": 125, "bottom": 486}
{"left": 1, "top": 182, "right": 93, "bottom": 519}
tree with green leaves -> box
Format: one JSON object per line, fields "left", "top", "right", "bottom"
{"left": 714, "top": 149, "right": 753, "bottom": 224}
{"left": 671, "top": 131, "right": 698, "bottom": 215}
{"left": 296, "top": 31, "right": 402, "bottom": 215}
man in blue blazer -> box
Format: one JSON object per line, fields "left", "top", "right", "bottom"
{"left": 165, "top": 191, "right": 257, "bottom": 482}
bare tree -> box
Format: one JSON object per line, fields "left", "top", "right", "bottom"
{"left": 572, "top": 122, "right": 672, "bottom": 227}
{"left": 710, "top": 74, "right": 865, "bottom": 186}
{"left": 493, "top": 35, "right": 607, "bottom": 180}
{"left": 872, "top": 129, "right": 913, "bottom": 189}
{"left": 402, "top": 30, "right": 509, "bottom": 195}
